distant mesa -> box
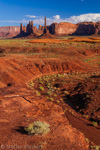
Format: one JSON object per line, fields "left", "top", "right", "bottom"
{"left": 0, "top": 26, "right": 20, "bottom": 38}
{"left": 1, "top": 17, "right": 100, "bottom": 38}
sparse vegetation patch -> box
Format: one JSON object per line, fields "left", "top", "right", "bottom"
{"left": 24, "top": 121, "right": 50, "bottom": 135}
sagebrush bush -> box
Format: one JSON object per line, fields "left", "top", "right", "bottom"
{"left": 24, "top": 121, "right": 50, "bottom": 135}
{"left": 92, "top": 121, "right": 98, "bottom": 126}
{"left": 39, "top": 86, "right": 44, "bottom": 91}
{"left": 47, "top": 90, "right": 53, "bottom": 96}
{"left": 28, "top": 81, "right": 34, "bottom": 87}
{"left": 36, "top": 90, "right": 41, "bottom": 96}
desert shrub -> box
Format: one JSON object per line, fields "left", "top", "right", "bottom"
{"left": 54, "top": 87, "right": 57, "bottom": 90}
{"left": 85, "top": 138, "right": 89, "bottom": 142}
{"left": 57, "top": 74, "right": 62, "bottom": 78}
{"left": 24, "top": 121, "right": 50, "bottom": 135}
{"left": 92, "top": 121, "right": 98, "bottom": 126}
{"left": 47, "top": 90, "right": 53, "bottom": 96}
{"left": 39, "top": 86, "right": 44, "bottom": 91}
{"left": 57, "top": 100, "right": 60, "bottom": 103}
{"left": 90, "top": 146, "right": 100, "bottom": 150}
{"left": 60, "top": 98, "right": 63, "bottom": 101}
{"left": 63, "top": 91, "right": 70, "bottom": 95}
{"left": 48, "top": 98, "right": 54, "bottom": 101}
{"left": 57, "top": 88, "right": 60, "bottom": 91}
{"left": 46, "top": 96, "right": 49, "bottom": 99}
{"left": 38, "top": 78, "right": 43, "bottom": 84}
{"left": 36, "top": 90, "right": 41, "bottom": 96}
{"left": 53, "top": 94, "right": 57, "bottom": 97}
{"left": 84, "top": 115, "right": 89, "bottom": 119}
{"left": 28, "top": 81, "right": 34, "bottom": 87}
{"left": 45, "top": 82, "right": 51, "bottom": 89}
{"left": 39, "top": 80, "right": 43, "bottom": 84}
{"left": 64, "top": 108, "right": 67, "bottom": 113}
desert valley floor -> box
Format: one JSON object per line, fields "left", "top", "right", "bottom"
{"left": 0, "top": 36, "right": 100, "bottom": 150}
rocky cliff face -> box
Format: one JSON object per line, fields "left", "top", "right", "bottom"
{"left": 49, "top": 22, "right": 77, "bottom": 35}
{"left": 49, "top": 21, "right": 100, "bottom": 36}
{"left": 74, "top": 22, "right": 96, "bottom": 35}
{"left": 0, "top": 26, "right": 20, "bottom": 37}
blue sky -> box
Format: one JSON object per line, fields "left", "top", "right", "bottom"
{"left": 0, "top": 0, "right": 100, "bottom": 27}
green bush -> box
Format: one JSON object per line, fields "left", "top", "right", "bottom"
{"left": 28, "top": 81, "right": 34, "bottom": 87}
{"left": 57, "top": 100, "right": 60, "bottom": 103}
{"left": 64, "top": 108, "right": 67, "bottom": 113}
{"left": 63, "top": 91, "right": 70, "bottom": 95}
{"left": 46, "top": 96, "right": 49, "bottom": 99}
{"left": 24, "top": 121, "right": 50, "bottom": 135}
{"left": 90, "top": 146, "right": 100, "bottom": 150}
{"left": 85, "top": 138, "right": 89, "bottom": 142}
{"left": 36, "top": 90, "right": 41, "bottom": 96}
{"left": 47, "top": 90, "right": 53, "bottom": 96}
{"left": 39, "top": 86, "right": 44, "bottom": 91}
{"left": 92, "top": 121, "right": 98, "bottom": 127}
{"left": 53, "top": 94, "right": 57, "bottom": 97}
{"left": 48, "top": 98, "right": 54, "bottom": 101}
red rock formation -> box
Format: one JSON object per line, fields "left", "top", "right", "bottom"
{"left": 94, "top": 21, "right": 100, "bottom": 35}
{"left": 33, "top": 26, "right": 38, "bottom": 33}
{"left": 49, "top": 21, "right": 100, "bottom": 36}
{"left": 74, "top": 22, "right": 96, "bottom": 35}
{"left": 38, "top": 25, "right": 44, "bottom": 34}
{"left": 20, "top": 21, "right": 37, "bottom": 36}
{"left": 49, "top": 22, "right": 77, "bottom": 35}
{"left": 0, "top": 26, "right": 20, "bottom": 37}
{"left": 1, "top": 20, "right": 100, "bottom": 38}
{"left": 39, "top": 25, "right": 44, "bottom": 31}
{"left": 20, "top": 23, "right": 23, "bottom": 33}
{"left": 18, "top": 20, "right": 100, "bottom": 37}
{"left": 43, "top": 16, "right": 50, "bottom": 34}
{"left": 26, "top": 21, "right": 33, "bottom": 34}
{"left": 20, "top": 23, "right": 26, "bottom": 33}
{"left": 38, "top": 17, "right": 55, "bottom": 38}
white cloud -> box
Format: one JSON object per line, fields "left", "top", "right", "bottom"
{"left": 0, "top": 19, "right": 29, "bottom": 23}
{"left": 33, "top": 17, "right": 44, "bottom": 24}
{"left": 66, "top": 13, "right": 100, "bottom": 24}
{"left": 25, "top": 15, "right": 37, "bottom": 18}
{"left": 53, "top": 15, "right": 60, "bottom": 20}
{"left": 1, "top": 13, "right": 100, "bottom": 26}
{"left": 33, "top": 13, "right": 100, "bottom": 25}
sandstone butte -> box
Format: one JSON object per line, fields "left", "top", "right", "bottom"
{"left": 0, "top": 26, "right": 20, "bottom": 37}
{"left": 1, "top": 21, "right": 100, "bottom": 37}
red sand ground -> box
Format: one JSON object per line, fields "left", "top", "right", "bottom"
{"left": 29, "top": 39, "right": 66, "bottom": 43}
{"left": 0, "top": 39, "right": 100, "bottom": 149}
{"left": 29, "top": 37, "right": 100, "bottom": 44}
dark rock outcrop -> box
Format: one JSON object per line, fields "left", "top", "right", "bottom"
{"left": 74, "top": 22, "right": 96, "bottom": 35}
